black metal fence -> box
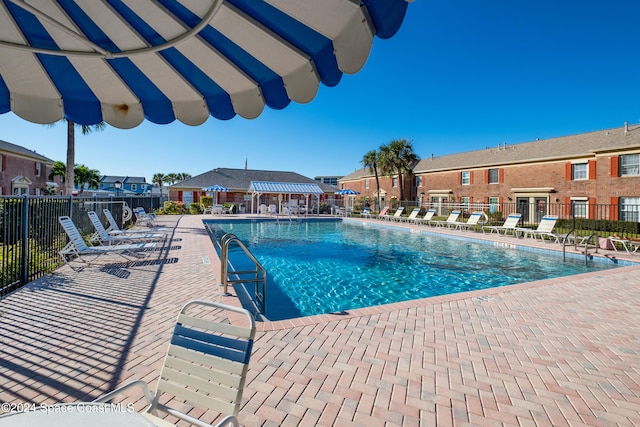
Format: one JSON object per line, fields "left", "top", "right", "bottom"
{"left": 0, "top": 195, "right": 164, "bottom": 297}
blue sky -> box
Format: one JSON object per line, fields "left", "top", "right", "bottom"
{"left": 2, "top": 0, "right": 640, "bottom": 183}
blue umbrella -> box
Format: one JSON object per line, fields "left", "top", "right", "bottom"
{"left": 202, "top": 185, "right": 230, "bottom": 205}
{"left": 336, "top": 189, "right": 360, "bottom": 195}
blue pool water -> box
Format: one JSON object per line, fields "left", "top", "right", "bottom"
{"left": 205, "top": 219, "right": 623, "bottom": 321}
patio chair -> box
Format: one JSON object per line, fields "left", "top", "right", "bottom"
{"left": 104, "top": 209, "right": 167, "bottom": 235}
{"left": 58, "top": 216, "right": 157, "bottom": 267}
{"left": 482, "top": 213, "right": 522, "bottom": 236}
{"left": 416, "top": 208, "right": 436, "bottom": 225}
{"left": 453, "top": 211, "right": 484, "bottom": 231}
{"left": 608, "top": 234, "right": 640, "bottom": 254}
{"left": 94, "top": 300, "right": 256, "bottom": 427}
{"left": 516, "top": 215, "right": 562, "bottom": 242}
{"left": 134, "top": 207, "right": 159, "bottom": 227}
{"left": 400, "top": 208, "right": 421, "bottom": 223}
{"left": 87, "top": 211, "right": 166, "bottom": 245}
{"left": 385, "top": 206, "right": 405, "bottom": 221}
{"left": 430, "top": 210, "right": 461, "bottom": 228}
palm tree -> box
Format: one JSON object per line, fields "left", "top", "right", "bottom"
{"left": 178, "top": 172, "right": 192, "bottom": 182}
{"left": 48, "top": 160, "right": 66, "bottom": 183}
{"left": 378, "top": 139, "right": 419, "bottom": 202}
{"left": 64, "top": 120, "right": 106, "bottom": 195}
{"left": 164, "top": 173, "right": 178, "bottom": 185}
{"left": 74, "top": 164, "right": 101, "bottom": 194}
{"left": 152, "top": 173, "right": 165, "bottom": 196}
{"left": 361, "top": 150, "right": 382, "bottom": 211}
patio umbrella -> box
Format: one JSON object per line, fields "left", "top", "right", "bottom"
{"left": 335, "top": 189, "right": 360, "bottom": 195}
{"left": 202, "top": 184, "right": 229, "bottom": 205}
{"left": 0, "top": 0, "right": 411, "bottom": 129}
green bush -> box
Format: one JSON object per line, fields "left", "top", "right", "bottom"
{"left": 156, "top": 201, "right": 188, "bottom": 215}
{"left": 190, "top": 203, "right": 203, "bottom": 215}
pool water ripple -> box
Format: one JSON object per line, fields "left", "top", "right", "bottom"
{"left": 206, "top": 219, "right": 620, "bottom": 320}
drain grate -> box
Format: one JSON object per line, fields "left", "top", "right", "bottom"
{"left": 472, "top": 295, "right": 494, "bottom": 303}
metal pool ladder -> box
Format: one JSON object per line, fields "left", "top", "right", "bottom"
{"left": 220, "top": 233, "right": 267, "bottom": 313}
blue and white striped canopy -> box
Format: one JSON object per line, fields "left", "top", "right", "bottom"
{"left": 0, "top": 0, "right": 410, "bottom": 129}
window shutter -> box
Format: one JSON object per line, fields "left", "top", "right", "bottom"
{"left": 178, "top": 190, "right": 183, "bottom": 202}
{"left": 610, "top": 156, "right": 619, "bottom": 177}
{"left": 588, "top": 160, "right": 596, "bottom": 179}
{"left": 469, "top": 171, "right": 474, "bottom": 185}
{"left": 565, "top": 197, "right": 572, "bottom": 216}
{"left": 457, "top": 173, "right": 462, "bottom": 185}
{"left": 194, "top": 192, "right": 199, "bottom": 203}
{"left": 588, "top": 197, "right": 596, "bottom": 218}
{"left": 484, "top": 170, "right": 489, "bottom": 183}
{"left": 609, "top": 197, "right": 619, "bottom": 220}
{"left": 498, "top": 168, "right": 504, "bottom": 183}
{"left": 565, "top": 162, "right": 572, "bottom": 180}
{"left": 485, "top": 197, "right": 489, "bottom": 206}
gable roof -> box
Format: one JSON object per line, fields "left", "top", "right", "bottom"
{"left": 414, "top": 124, "right": 640, "bottom": 173}
{"left": 0, "top": 139, "right": 54, "bottom": 163}
{"left": 173, "top": 168, "right": 338, "bottom": 193}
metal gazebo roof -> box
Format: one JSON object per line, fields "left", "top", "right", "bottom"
{"left": 0, "top": 0, "right": 411, "bottom": 129}
{"left": 249, "top": 181, "right": 323, "bottom": 194}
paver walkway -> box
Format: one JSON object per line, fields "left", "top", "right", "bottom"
{"left": 0, "top": 214, "right": 639, "bottom": 426}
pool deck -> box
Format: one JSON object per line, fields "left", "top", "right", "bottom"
{"left": 1, "top": 214, "right": 639, "bottom": 426}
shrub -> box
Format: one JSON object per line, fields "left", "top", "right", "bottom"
{"left": 157, "top": 201, "right": 188, "bottom": 215}
{"left": 190, "top": 203, "right": 203, "bottom": 215}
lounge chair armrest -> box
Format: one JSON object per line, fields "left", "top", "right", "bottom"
{"left": 158, "top": 405, "right": 239, "bottom": 427}
{"left": 93, "top": 379, "right": 154, "bottom": 407}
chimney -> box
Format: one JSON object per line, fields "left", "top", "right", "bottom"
{"left": 625, "top": 121, "right": 629, "bottom": 135}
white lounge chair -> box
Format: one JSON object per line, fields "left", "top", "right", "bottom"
{"left": 87, "top": 211, "right": 165, "bottom": 245}
{"left": 58, "top": 216, "right": 156, "bottom": 267}
{"left": 103, "top": 209, "right": 166, "bottom": 235}
{"left": 517, "top": 215, "right": 561, "bottom": 242}
{"left": 482, "top": 213, "right": 522, "bottom": 235}
{"left": 416, "top": 209, "right": 436, "bottom": 225}
{"left": 94, "top": 300, "right": 256, "bottom": 427}
{"left": 385, "top": 206, "right": 405, "bottom": 221}
{"left": 430, "top": 210, "right": 461, "bottom": 228}
{"left": 453, "top": 211, "right": 484, "bottom": 231}
{"left": 608, "top": 234, "right": 640, "bottom": 254}
{"left": 400, "top": 208, "right": 421, "bottom": 223}
{"left": 133, "top": 207, "right": 159, "bottom": 227}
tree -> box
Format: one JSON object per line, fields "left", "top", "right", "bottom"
{"left": 178, "top": 172, "right": 192, "bottom": 182}
{"left": 378, "top": 139, "right": 419, "bottom": 202}
{"left": 152, "top": 173, "right": 166, "bottom": 196}
{"left": 164, "top": 173, "right": 178, "bottom": 185}
{"left": 48, "top": 160, "right": 66, "bottom": 183}
{"left": 64, "top": 120, "right": 106, "bottom": 195}
{"left": 362, "top": 150, "right": 382, "bottom": 211}
{"left": 74, "top": 164, "right": 101, "bottom": 194}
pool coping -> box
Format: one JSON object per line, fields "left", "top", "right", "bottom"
{"left": 208, "top": 216, "right": 639, "bottom": 332}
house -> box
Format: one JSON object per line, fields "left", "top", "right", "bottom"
{"left": 339, "top": 123, "right": 640, "bottom": 222}
{"left": 169, "top": 168, "right": 339, "bottom": 212}
{"left": 99, "top": 176, "right": 153, "bottom": 196}
{"left": 338, "top": 168, "right": 413, "bottom": 211}
{"left": 0, "top": 139, "right": 60, "bottom": 195}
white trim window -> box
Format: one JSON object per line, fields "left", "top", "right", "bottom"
{"left": 571, "top": 198, "right": 588, "bottom": 218}
{"left": 365, "top": 179, "right": 369, "bottom": 189}
{"left": 35, "top": 162, "right": 42, "bottom": 177}
{"left": 620, "top": 154, "right": 640, "bottom": 176}
{"left": 392, "top": 177, "right": 398, "bottom": 188}
{"left": 461, "top": 171, "right": 470, "bottom": 185}
{"left": 416, "top": 176, "right": 423, "bottom": 188}
{"left": 572, "top": 163, "right": 588, "bottom": 180}
{"left": 131, "top": 184, "right": 137, "bottom": 191}
{"left": 488, "top": 169, "right": 499, "bottom": 184}
{"left": 620, "top": 197, "right": 640, "bottom": 222}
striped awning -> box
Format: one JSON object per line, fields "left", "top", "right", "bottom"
{"left": 249, "top": 181, "right": 323, "bottom": 194}
{"left": 0, "top": 0, "right": 411, "bottom": 129}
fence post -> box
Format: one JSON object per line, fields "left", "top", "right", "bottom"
{"left": 67, "top": 195, "right": 73, "bottom": 218}
{"left": 20, "top": 195, "right": 29, "bottom": 285}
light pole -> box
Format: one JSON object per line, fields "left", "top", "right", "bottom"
{"left": 114, "top": 180, "right": 121, "bottom": 197}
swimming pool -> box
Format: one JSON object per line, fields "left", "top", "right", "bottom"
{"left": 205, "top": 218, "right": 625, "bottom": 321}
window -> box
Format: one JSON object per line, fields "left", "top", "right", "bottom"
{"left": 131, "top": 184, "right": 137, "bottom": 191}
{"left": 488, "top": 169, "right": 499, "bottom": 184}
{"left": 35, "top": 162, "right": 41, "bottom": 177}
{"left": 461, "top": 197, "right": 470, "bottom": 211}
{"left": 392, "top": 177, "right": 398, "bottom": 188}
{"left": 365, "top": 179, "right": 369, "bottom": 189}
{"left": 461, "top": 171, "right": 470, "bottom": 185}
{"left": 620, "top": 154, "right": 640, "bottom": 176}
{"left": 620, "top": 197, "right": 640, "bottom": 222}
{"left": 572, "top": 163, "right": 588, "bottom": 180}
{"left": 571, "top": 199, "right": 588, "bottom": 218}
{"left": 416, "top": 176, "right": 423, "bottom": 187}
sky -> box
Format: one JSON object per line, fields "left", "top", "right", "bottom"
{"left": 2, "top": 0, "right": 640, "bottom": 184}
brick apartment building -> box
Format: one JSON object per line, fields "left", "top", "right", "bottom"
{"left": 0, "top": 139, "right": 60, "bottom": 196}
{"left": 339, "top": 124, "right": 640, "bottom": 222}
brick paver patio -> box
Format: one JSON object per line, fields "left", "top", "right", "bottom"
{"left": 0, "top": 214, "right": 639, "bottom": 426}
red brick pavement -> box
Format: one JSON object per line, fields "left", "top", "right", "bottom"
{"left": 0, "top": 215, "right": 639, "bottom": 426}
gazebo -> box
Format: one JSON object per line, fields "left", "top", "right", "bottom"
{"left": 248, "top": 181, "right": 324, "bottom": 215}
